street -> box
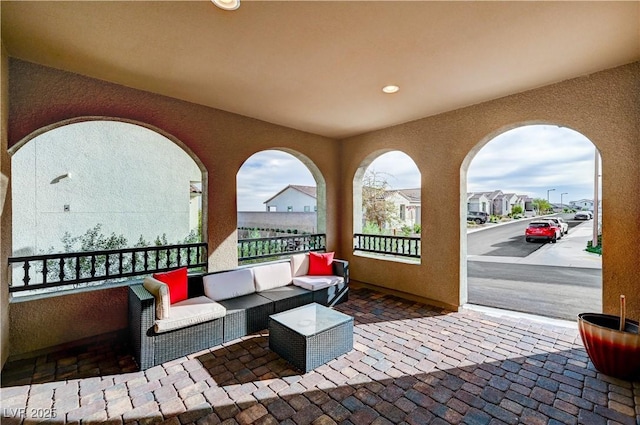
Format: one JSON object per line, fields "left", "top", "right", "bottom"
{"left": 466, "top": 215, "right": 602, "bottom": 320}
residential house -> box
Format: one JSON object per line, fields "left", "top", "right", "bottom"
{"left": 502, "top": 193, "right": 520, "bottom": 214}
{"left": 570, "top": 199, "right": 594, "bottom": 211}
{"left": 467, "top": 193, "right": 490, "bottom": 215}
{"left": 468, "top": 191, "right": 531, "bottom": 216}
{"left": 488, "top": 190, "right": 508, "bottom": 216}
{"left": 264, "top": 185, "right": 317, "bottom": 212}
{"left": 385, "top": 188, "right": 421, "bottom": 229}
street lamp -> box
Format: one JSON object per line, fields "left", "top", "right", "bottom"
{"left": 561, "top": 192, "right": 568, "bottom": 213}
{"left": 547, "top": 188, "right": 555, "bottom": 202}
{"left": 545, "top": 188, "right": 556, "bottom": 214}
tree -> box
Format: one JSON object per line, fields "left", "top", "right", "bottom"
{"left": 362, "top": 169, "right": 398, "bottom": 231}
{"left": 41, "top": 224, "right": 201, "bottom": 284}
{"left": 511, "top": 205, "right": 523, "bottom": 215}
{"left": 531, "top": 198, "right": 552, "bottom": 215}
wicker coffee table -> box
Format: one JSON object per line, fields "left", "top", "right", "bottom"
{"left": 269, "top": 303, "right": 354, "bottom": 372}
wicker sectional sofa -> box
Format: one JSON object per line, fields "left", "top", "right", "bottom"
{"left": 128, "top": 253, "right": 349, "bottom": 370}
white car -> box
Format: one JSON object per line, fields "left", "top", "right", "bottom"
{"left": 547, "top": 217, "right": 569, "bottom": 236}
{"left": 574, "top": 211, "right": 591, "bottom": 220}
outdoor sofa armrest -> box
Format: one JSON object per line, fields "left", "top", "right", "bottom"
{"left": 128, "top": 284, "right": 157, "bottom": 370}
{"left": 332, "top": 259, "right": 349, "bottom": 283}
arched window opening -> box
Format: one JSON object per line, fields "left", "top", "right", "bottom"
{"left": 463, "top": 124, "right": 602, "bottom": 320}
{"left": 236, "top": 149, "right": 326, "bottom": 264}
{"left": 10, "top": 120, "right": 205, "bottom": 295}
{"left": 353, "top": 150, "right": 421, "bottom": 262}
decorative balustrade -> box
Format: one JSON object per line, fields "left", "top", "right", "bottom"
{"left": 8, "top": 233, "right": 328, "bottom": 294}
{"left": 353, "top": 233, "right": 420, "bottom": 258}
{"left": 8, "top": 243, "right": 208, "bottom": 294}
{"left": 238, "top": 233, "right": 326, "bottom": 263}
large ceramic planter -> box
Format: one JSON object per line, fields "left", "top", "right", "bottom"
{"left": 577, "top": 313, "right": 640, "bottom": 379}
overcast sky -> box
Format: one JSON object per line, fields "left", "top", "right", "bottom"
{"left": 237, "top": 125, "right": 598, "bottom": 211}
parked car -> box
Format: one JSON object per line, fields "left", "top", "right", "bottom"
{"left": 547, "top": 217, "right": 569, "bottom": 235}
{"left": 525, "top": 220, "right": 561, "bottom": 243}
{"left": 467, "top": 211, "right": 489, "bottom": 224}
{"left": 574, "top": 211, "right": 591, "bottom": 220}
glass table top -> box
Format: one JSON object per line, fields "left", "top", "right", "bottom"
{"left": 270, "top": 303, "right": 352, "bottom": 337}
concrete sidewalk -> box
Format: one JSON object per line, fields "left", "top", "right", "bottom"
{"left": 468, "top": 222, "right": 602, "bottom": 269}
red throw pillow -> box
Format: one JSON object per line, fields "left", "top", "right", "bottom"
{"left": 308, "top": 252, "right": 335, "bottom": 276}
{"left": 153, "top": 267, "right": 188, "bottom": 304}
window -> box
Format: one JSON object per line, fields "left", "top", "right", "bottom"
{"left": 400, "top": 204, "right": 406, "bottom": 220}
{"left": 287, "top": 206, "right": 293, "bottom": 212}
{"left": 304, "top": 206, "right": 310, "bottom": 212}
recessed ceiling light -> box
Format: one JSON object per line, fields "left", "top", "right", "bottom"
{"left": 212, "top": 0, "right": 240, "bottom": 11}
{"left": 382, "top": 85, "right": 399, "bottom": 94}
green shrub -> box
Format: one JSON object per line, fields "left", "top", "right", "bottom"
{"left": 400, "top": 225, "right": 412, "bottom": 236}
{"left": 363, "top": 221, "right": 382, "bottom": 235}
{"left": 586, "top": 234, "right": 602, "bottom": 255}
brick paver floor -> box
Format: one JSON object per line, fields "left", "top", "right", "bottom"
{"left": 1, "top": 287, "right": 639, "bottom": 424}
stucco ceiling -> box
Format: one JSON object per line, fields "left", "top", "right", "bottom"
{"left": 2, "top": 1, "right": 639, "bottom": 139}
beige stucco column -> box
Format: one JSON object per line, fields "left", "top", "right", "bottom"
{"left": 1, "top": 43, "right": 11, "bottom": 368}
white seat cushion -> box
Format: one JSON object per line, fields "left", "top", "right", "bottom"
{"left": 292, "top": 275, "right": 344, "bottom": 291}
{"left": 253, "top": 262, "right": 293, "bottom": 292}
{"left": 154, "top": 296, "right": 226, "bottom": 333}
{"left": 203, "top": 268, "right": 255, "bottom": 301}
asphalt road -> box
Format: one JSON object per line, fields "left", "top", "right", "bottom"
{"left": 466, "top": 216, "right": 602, "bottom": 321}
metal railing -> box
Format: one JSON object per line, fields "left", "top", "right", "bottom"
{"left": 8, "top": 243, "right": 208, "bottom": 293}
{"left": 353, "top": 233, "right": 421, "bottom": 258}
{"left": 238, "top": 233, "right": 326, "bottom": 263}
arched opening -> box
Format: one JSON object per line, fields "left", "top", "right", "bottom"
{"left": 353, "top": 150, "right": 421, "bottom": 262}
{"left": 461, "top": 124, "right": 602, "bottom": 320}
{"left": 236, "top": 149, "right": 326, "bottom": 264}
{"left": 10, "top": 119, "right": 206, "bottom": 294}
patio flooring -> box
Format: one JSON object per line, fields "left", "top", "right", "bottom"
{"left": 1, "top": 287, "right": 639, "bottom": 425}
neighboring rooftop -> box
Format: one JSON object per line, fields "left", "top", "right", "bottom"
{"left": 264, "top": 185, "right": 317, "bottom": 204}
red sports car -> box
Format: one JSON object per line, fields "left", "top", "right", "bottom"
{"left": 525, "top": 220, "right": 561, "bottom": 243}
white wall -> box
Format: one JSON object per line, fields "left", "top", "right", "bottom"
{"left": 265, "top": 187, "right": 316, "bottom": 212}
{"left": 11, "top": 121, "right": 201, "bottom": 256}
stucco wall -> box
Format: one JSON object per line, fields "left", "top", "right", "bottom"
{"left": 6, "top": 59, "right": 341, "bottom": 356}
{"left": 8, "top": 287, "right": 129, "bottom": 356}
{"left": 1, "top": 43, "right": 10, "bottom": 367}
{"left": 340, "top": 62, "right": 640, "bottom": 317}
{"left": 11, "top": 120, "right": 201, "bottom": 258}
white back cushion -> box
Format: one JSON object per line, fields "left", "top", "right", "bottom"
{"left": 253, "top": 262, "right": 293, "bottom": 292}
{"left": 290, "top": 253, "right": 310, "bottom": 277}
{"left": 203, "top": 268, "right": 255, "bottom": 301}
